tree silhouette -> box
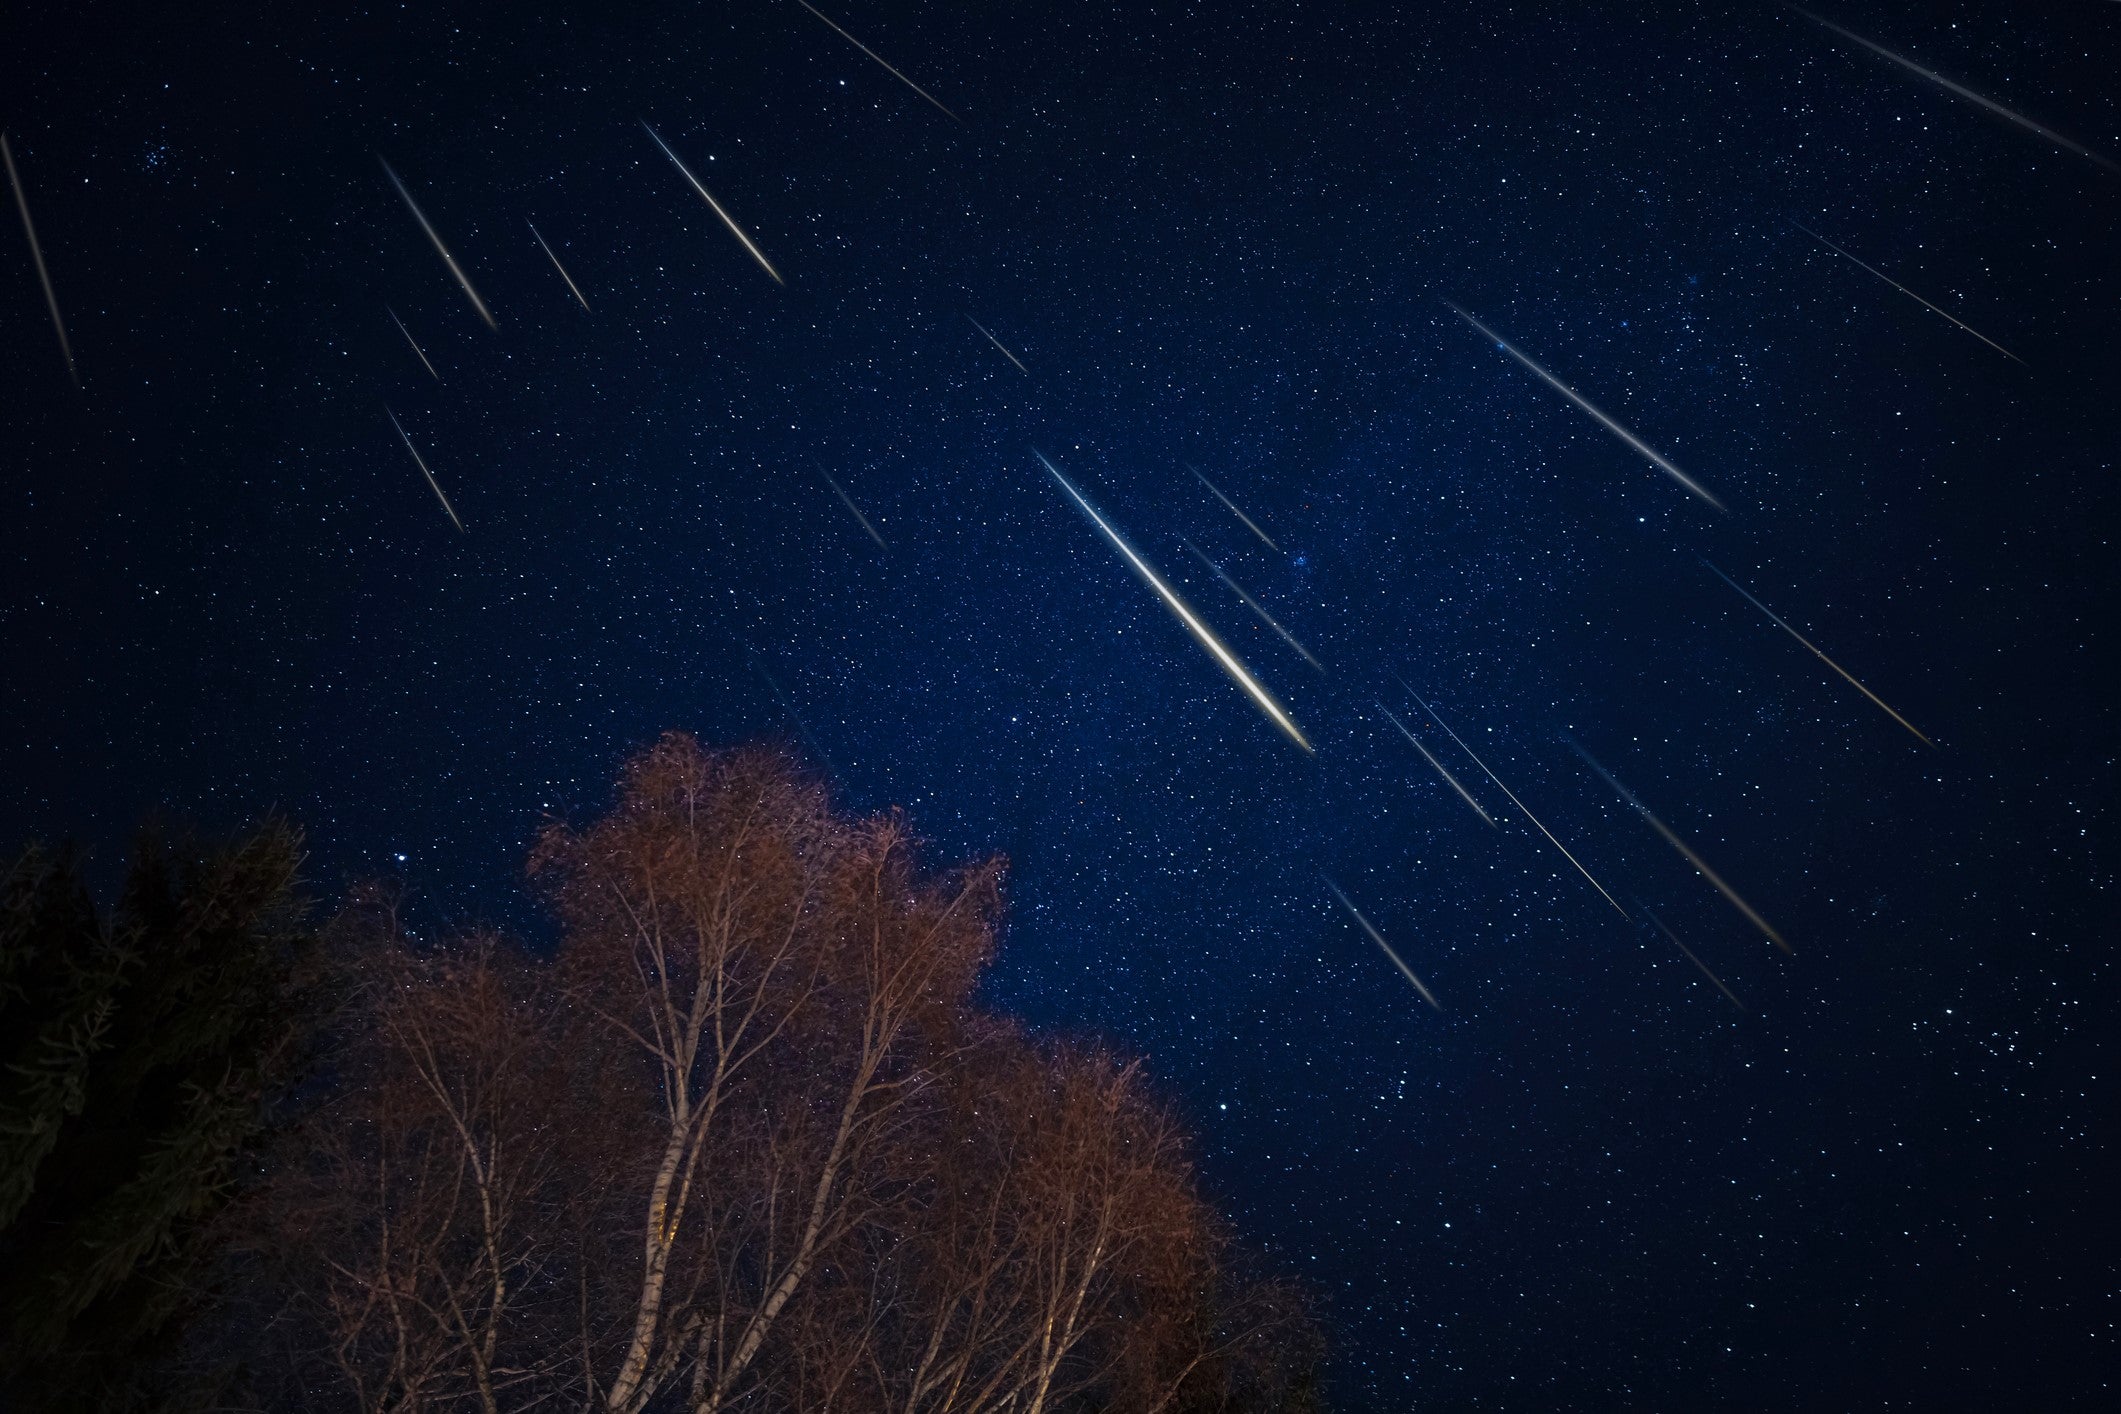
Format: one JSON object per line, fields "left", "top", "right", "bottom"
{"left": 234, "top": 735, "right": 1318, "bottom": 1413}
{"left": 0, "top": 822, "right": 315, "bottom": 1413}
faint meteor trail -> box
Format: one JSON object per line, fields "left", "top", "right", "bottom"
{"left": 385, "top": 406, "right": 465, "bottom": 533}
{"left": 1189, "top": 466, "right": 1281, "bottom": 551}
{"left": 1037, "top": 451, "right": 1312, "bottom": 753}
{"left": 1569, "top": 740, "right": 1792, "bottom": 955}
{"left": 641, "top": 121, "right": 785, "bottom": 286}
{"left": 3, "top": 132, "right": 78, "bottom": 388}
{"left": 815, "top": 462, "right": 887, "bottom": 549}
{"left": 1182, "top": 539, "right": 1323, "bottom": 671}
{"left": 528, "top": 221, "right": 591, "bottom": 311}
{"left": 794, "top": 0, "right": 960, "bottom": 122}
{"left": 1790, "top": 220, "right": 2021, "bottom": 365}
{"left": 747, "top": 648, "right": 840, "bottom": 778}
{"left": 1375, "top": 700, "right": 1496, "bottom": 826}
{"left": 1399, "top": 677, "right": 1629, "bottom": 917}
{"left": 1640, "top": 904, "right": 1746, "bottom": 1012}
{"left": 386, "top": 306, "right": 440, "bottom": 380}
{"left": 1324, "top": 878, "right": 1442, "bottom": 1011}
{"left": 1443, "top": 299, "right": 1726, "bottom": 513}
{"left": 1704, "top": 560, "right": 1933, "bottom": 747}
{"left": 379, "top": 156, "right": 497, "bottom": 330}
{"left": 1794, "top": 8, "right": 2120, "bottom": 174}
{"left": 967, "top": 314, "right": 1028, "bottom": 372}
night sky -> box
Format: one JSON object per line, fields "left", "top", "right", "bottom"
{"left": 4, "top": 2, "right": 2116, "bottom": 1407}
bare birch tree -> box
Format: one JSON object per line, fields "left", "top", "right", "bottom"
{"left": 256, "top": 932, "right": 565, "bottom": 1414}
{"left": 234, "top": 735, "right": 1318, "bottom": 1414}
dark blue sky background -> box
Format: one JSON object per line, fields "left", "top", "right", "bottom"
{"left": 4, "top": 2, "right": 2115, "bottom": 1407}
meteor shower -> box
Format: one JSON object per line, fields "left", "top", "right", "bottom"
{"left": 3, "top": 4, "right": 2114, "bottom": 1411}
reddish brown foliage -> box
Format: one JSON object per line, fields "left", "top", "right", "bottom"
{"left": 243, "top": 735, "right": 1317, "bottom": 1414}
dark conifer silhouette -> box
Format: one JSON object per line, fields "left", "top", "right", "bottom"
{"left": 0, "top": 822, "right": 315, "bottom": 1412}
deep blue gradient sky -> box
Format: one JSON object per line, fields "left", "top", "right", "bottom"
{"left": 4, "top": 2, "right": 2116, "bottom": 1407}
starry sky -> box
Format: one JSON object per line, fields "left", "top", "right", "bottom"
{"left": 3, "top": 1, "right": 2116, "bottom": 1407}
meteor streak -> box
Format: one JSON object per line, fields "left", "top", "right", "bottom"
{"left": 1375, "top": 700, "right": 1495, "bottom": 826}
{"left": 3, "top": 132, "right": 78, "bottom": 388}
{"left": 966, "top": 314, "right": 1028, "bottom": 373}
{"left": 1794, "top": 8, "right": 2119, "bottom": 174}
{"left": 748, "top": 650, "right": 838, "bottom": 777}
{"left": 1188, "top": 466, "right": 1281, "bottom": 551}
{"left": 1704, "top": 561, "right": 1933, "bottom": 747}
{"left": 1398, "top": 677, "right": 1629, "bottom": 917}
{"left": 379, "top": 156, "right": 497, "bottom": 330}
{"left": 1640, "top": 904, "right": 1746, "bottom": 1012}
{"left": 1569, "top": 740, "right": 1792, "bottom": 955}
{"left": 1790, "top": 220, "right": 2021, "bottom": 365}
{"left": 641, "top": 122, "right": 785, "bottom": 286}
{"left": 1037, "top": 451, "right": 1312, "bottom": 753}
{"left": 386, "top": 306, "right": 440, "bottom": 380}
{"left": 793, "top": 0, "right": 960, "bottom": 123}
{"left": 815, "top": 461, "right": 887, "bottom": 549}
{"left": 1182, "top": 539, "right": 1323, "bottom": 671}
{"left": 1443, "top": 299, "right": 1726, "bottom": 513}
{"left": 1324, "top": 878, "right": 1441, "bottom": 1011}
{"left": 385, "top": 406, "right": 465, "bottom": 533}
{"left": 528, "top": 221, "right": 591, "bottom": 311}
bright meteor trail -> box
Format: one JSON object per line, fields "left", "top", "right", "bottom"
{"left": 1790, "top": 221, "right": 2021, "bottom": 365}
{"left": 1443, "top": 299, "right": 1726, "bottom": 513}
{"left": 1570, "top": 740, "right": 1792, "bottom": 955}
{"left": 1704, "top": 561, "right": 1933, "bottom": 747}
{"left": 3, "top": 132, "right": 78, "bottom": 388}
{"left": 967, "top": 315, "right": 1028, "bottom": 373}
{"left": 379, "top": 156, "right": 496, "bottom": 331}
{"left": 793, "top": 0, "right": 960, "bottom": 123}
{"left": 385, "top": 406, "right": 465, "bottom": 533}
{"left": 1189, "top": 466, "right": 1281, "bottom": 552}
{"left": 1375, "top": 700, "right": 1495, "bottom": 826}
{"left": 1037, "top": 451, "right": 1312, "bottom": 753}
{"left": 1794, "top": 8, "right": 2119, "bottom": 174}
{"left": 1399, "top": 678, "right": 1629, "bottom": 918}
{"left": 1182, "top": 540, "right": 1323, "bottom": 671}
{"left": 641, "top": 122, "right": 785, "bottom": 286}
{"left": 1325, "top": 878, "right": 1441, "bottom": 1011}
{"left": 528, "top": 221, "right": 592, "bottom": 312}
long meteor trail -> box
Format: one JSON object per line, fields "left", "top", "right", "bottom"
{"left": 385, "top": 406, "right": 465, "bottom": 533}
{"left": 1189, "top": 466, "right": 1281, "bottom": 551}
{"left": 3, "top": 132, "right": 78, "bottom": 388}
{"left": 1790, "top": 220, "right": 2021, "bottom": 365}
{"left": 1570, "top": 740, "right": 1792, "bottom": 955}
{"left": 816, "top": 462, "right": 887, "bottom": 549}
{"left": 1443, "top": 299, "right": 1726, "bottom": 513}
{"left": 641, "top": 122, "right": 785, "bottom": 286}
{"left": 1037, "top": 451, "right": 1312, "bottom": 753}
{"left": 1641, "top": 904, "right": 1746, "bottom": 1012}
{"left": 1182, "top": 540, "right": 1323, "bottom": 671}
{"left": 1375, "top": 700, "right": 1495, "bottom": 826}
{"left": 1399, "top": 678, "right": 1629, "bottom": 917}
{"left": 967, "top": 315, "right": 1028, "bottom": 372}
{"left": 1704, "top": 561, "right": 1933, "bottom": 747}
{"left": 379, "top": 156, "right": 496, "bottom": 330}
{"left": 1324, "top": 878, "right": 1442, "bottom": 1011}
{"left": 386, "top": 307, "right": 440, "bottom": 380}
{"left": 1794, "top": 8, "right": 2119, "bottom": 174}
{"left": 793, "top": 0, "right": 960, "bottom": 123}
{"left": 528, "top": 221, "right": 591, "bottom": 311}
